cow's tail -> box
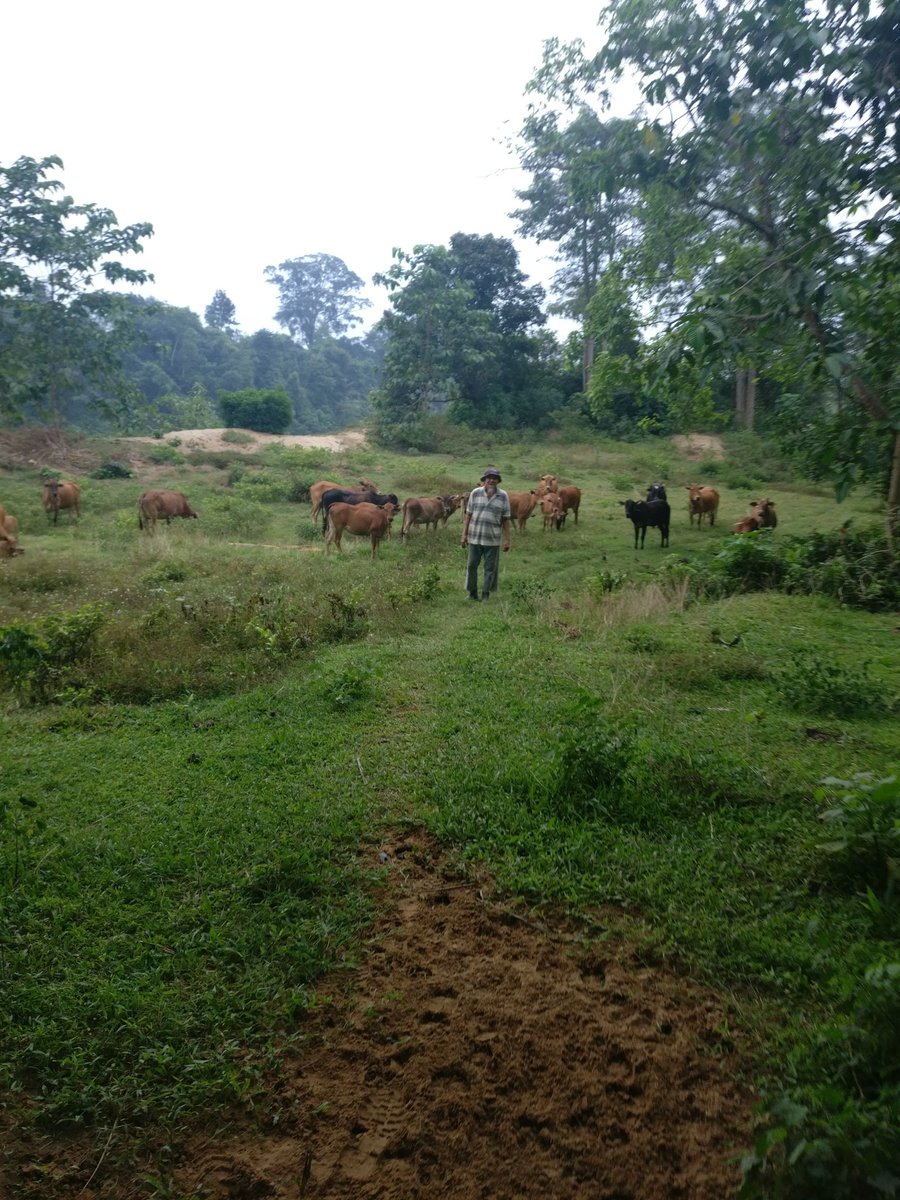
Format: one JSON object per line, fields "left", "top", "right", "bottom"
{"left": 322, "top": 505, "right": 329, "bottom": 537}
{"left": 400, "top": 498, "right": 411, "bottom": 538}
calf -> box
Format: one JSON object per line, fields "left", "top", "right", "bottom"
{"left": 686, "top": 483, "right": 720, "bottom": 527}
{"left": 620, "top": 498, "right": 671, "bottom": 548}
{"left": 540, "top": 493, "right": 563, "bottom": 531}
{"left": 555, "top": 485, "right": 582, "bottom": 529}
{"left": 507, "top": 490, "right": 538, "bottom": 532}
{"left": 325, "top": 501, "right": 395, "bottom": 557}
{"left": 401, "top": 495, "right": 451, "bottom": 536}
{"left": 43, "top": 480, "right": 81, "bottom": 524}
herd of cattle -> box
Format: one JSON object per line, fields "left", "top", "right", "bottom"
{"left": 0, "top": 475, "right": 777, "bottom": 560}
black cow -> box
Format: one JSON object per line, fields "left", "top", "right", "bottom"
{"left": 320, "top": 488, "right": 399, "bottom": 534}
{"left": 619, "top": 498, "right": 671, "bottom": 548}
{"left": 646, "top": 482, "right": 668, "bottom": 502}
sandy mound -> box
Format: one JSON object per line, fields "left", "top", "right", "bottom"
{"left": 124, "top": 429, "right": 368, "bottom": 455}
{"left": 671, "top": 434, "right": 726, "bottom": 461}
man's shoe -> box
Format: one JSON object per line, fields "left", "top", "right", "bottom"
{"left": 467, "top": 593, "right": 479, "bottom": 601}
{"left": 481, "top": 594, "right": 490, "bottom": 601}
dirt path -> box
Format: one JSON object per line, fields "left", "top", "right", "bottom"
{"left": 170, "top": 831, "right": 751, "bottom": 1200}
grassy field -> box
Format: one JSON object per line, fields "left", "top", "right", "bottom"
{"left": 1, "top": 427, "right": 897, "bottom": 1196}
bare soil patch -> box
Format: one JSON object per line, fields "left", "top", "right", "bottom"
{"left": 671, "top": 433, "right": 726, "bottom": 461}
{"left": 123, "top": 428, "right": 369, "bottom": 456}
{"left": 8, "top": 831, "right": 754, "bottom": 1198}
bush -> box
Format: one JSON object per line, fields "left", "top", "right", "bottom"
{"left": 816, "top": 774, "right": 900, "bottom": 903}
{"left": 221, "top": 429, "right": 256, "bottom": 445}
{"left": 775, "top": 651, "right": 885, "bottom": 718}
{"left": 200, "top": 496, "right": 272, "bottom": 540}
{"left": 147, "top": 444, "right": 186, "bottom": 465}
{"left": 218, "top": 388, "right": 292, "bottom": 435}
{"left": 91, "top": 460, "right": 133, "bottom": 480}
{"left": 232, "top": 470, "right": 289, "bottom": 504}
{"left": 0, "top": 604, "right": 106, "bottom": 702}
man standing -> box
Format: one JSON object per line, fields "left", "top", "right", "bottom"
{"left": 461, "top": 467, "right": 511, "bottom": 601}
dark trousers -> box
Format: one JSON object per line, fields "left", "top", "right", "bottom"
{"left": 466, "top": 543, "right": 500, "bottom": 597}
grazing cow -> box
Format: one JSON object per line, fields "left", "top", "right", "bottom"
{"left": 540, "top": 492, "right": 564, "bottom": 531}
{"left": 42, "top": 480, "right": 81, "bottom": 524}
{"left": 401, "top": 495, "right": 452, "bottom": 536}
{"left": 320, "top": 488, "right": 399, "bottom": 534}
{"left": 619, "top": 498, "right": 671, "bottom": 548}
{"left": 138, "top": 489, "right": 199, "bottom": 532}
{"left": 507, "top": 490, "right": 538, "bottom": 532}
{"left": 686, "top": 483, "right": 720, "bottom": 527}
{"left": 309, "top": 480, "right": 376, "bottom": 521}
{"left": 555, "top": 485, "right": 582, "bottom": 529}
{"left": 325, "top": 501, "right": 396, "bottom": 557}
{"left": 646, "top": 482, "right": 668, "bottom": 502}
{"left": 0, "top": 516, "right": 23, "bottom": 557}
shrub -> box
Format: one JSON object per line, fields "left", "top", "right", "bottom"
{"left": 147, "top": 444, "right": 186, "bottom": 466}
{"left": 91, "top": 461, "right": 133, "bottom": 480}
{"left": 775, "top": 651, "right": 885, "bottom": 718}
{"left": 232, "top": 470, "right": 289, "bottom": 504}
{"left": 816, "top": 774, "right": 900, "bottom": 904}
{"left": 0, "top": 604, "right": 106, "bottom": 702}
{"left": 707, "top": 531, "right": 788, "bottom": 593}
{"left": 200, "top": 496, "right": 272, "bottom": 540}
{"left": 221, "top": 429, "right": 256, "bottom": 445}
{"left": 218, "top": 388, "right": 292, "bottom": 435}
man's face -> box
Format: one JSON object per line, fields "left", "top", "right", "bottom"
{"left": 483, "top": 475, "right": 499, "bottom": 495}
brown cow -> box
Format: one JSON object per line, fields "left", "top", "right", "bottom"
{"left": 0, "top": 516, "right": 23, "bottom": 557}
{"left": 556, "top": 485, "right": 582, "bottom": 528}
{"left": 43, "top": 480, "right": 81, "bottom": 524}
{"left": 540, "top": 493, "right": 564, "bottom": 531}
{"left": 734, "top": 498, "right": 777, "bottom": 534}
{"left": 507, "top": 490, "right": 538, "bottom": 532}
{"left": 138, "top": 490, "right": 199, "bottom": 532}
{"left": 401, "top": 496, "right": 451, "bottom": 537}
{"left": 687, "top": 484, "right": 720, "bottom": 527}
{"left": 309, "top": 479, "right": 377, "bottom": 521}
{"left": 441, "top": 492, "right": 468, "bottom": 525}
{"left": 326, "top": 501, "right": 395, "bottom": 557}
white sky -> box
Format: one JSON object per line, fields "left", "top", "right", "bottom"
{"left": 2, "top": 1, "right": 620, "bottom": 339}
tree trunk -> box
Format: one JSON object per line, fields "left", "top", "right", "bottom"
{"left": 887, "top": 428, "right": 900, "bottom": 550}
{"left": 735, "top": 367, "right": 756, "bottom": 429}
{"left": 582, "top": 336, "right": 595, "bottom": 392}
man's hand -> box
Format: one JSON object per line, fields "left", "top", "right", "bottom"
{"left": 502, "top": 541, "right": 510, "bottom": 552}
{"left": 460, "top": 535, "right": 468, "bottom": 547}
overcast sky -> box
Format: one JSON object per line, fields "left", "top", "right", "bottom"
{"left": 3, "top": 1, "right": 623, "bottom": 338}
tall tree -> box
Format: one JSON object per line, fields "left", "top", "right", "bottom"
{"left": 371, "top": 235, "right": 559, "bottom": 442}
{"left": 513, "top": 107, "right": 642, "bottom": 385}
{"left": 527, "top": 1, "right": 900, "bottom": 521}
{"left": 0, "top": 155, "right": 153, "bottom": 423}
{"left": 204, "top": 289, "right": 237, "bottom": 335}
{"left": 264, "top": 253, "right": 371, "bottom": 347}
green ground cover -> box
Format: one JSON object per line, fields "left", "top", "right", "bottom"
{"left": 1, "top": 429, "right": 897, "bottom": 1196}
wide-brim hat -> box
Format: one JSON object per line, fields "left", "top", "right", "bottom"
{"left": 481, "top": 467, "right": 502, "bottom": 482}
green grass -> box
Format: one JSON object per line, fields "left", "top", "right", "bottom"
{"left": 1, "top": 429, "right": 897, "bottom": 1194}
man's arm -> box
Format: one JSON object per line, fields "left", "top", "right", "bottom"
{"left": 502, "top": 516, "right": 511, "bottom": 551}
{"left": 461, "top": 512, "right": 471, "bottom": 546}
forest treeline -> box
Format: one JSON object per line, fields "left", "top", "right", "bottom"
{"left": 1, "top": 0, "right": 898, "bottom": 515}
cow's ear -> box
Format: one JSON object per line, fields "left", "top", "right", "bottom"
{"left": 750, "top": 501, "right": 758, "bottom": 508}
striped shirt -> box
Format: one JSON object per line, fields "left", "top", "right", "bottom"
{"left": 466, "top": 486, "right": 511, "bottom": 546}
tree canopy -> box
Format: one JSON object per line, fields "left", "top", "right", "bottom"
{"left": 264, "top": 253, "right": 371, "bottom": 347}
{"left": 370, "top": 233, "right": 569, "bottom": 444}
{"left": 0, "top": 155, "right": 154, "bottom": 423}
{"left": 518, "top": 0, "right": 900, "bottom": 516}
